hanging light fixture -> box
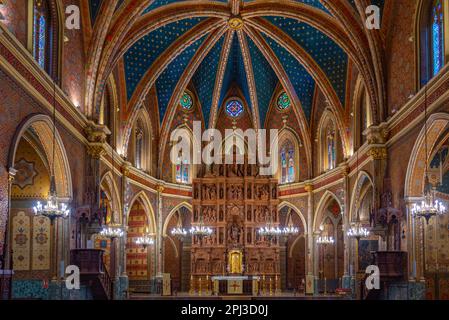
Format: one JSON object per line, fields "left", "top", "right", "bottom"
{"left": 347, "top": 150, "right": 370, "bottom": 240}
{"left": 317, "top": 225, "right": 335, "bottom": 245}
{"left": 412, "top": 86, "right": 446, "bottom": 223}
{"left": 33, "top": 80, "right": 70, "bottom": 222}
{"left": 170, "top": 211, "right": 188, "bottom": 238}
{"left": 99, "top": 141, "right": 124, "bottom": 240}
{"left": 190, "top": 208, "right": 213, "bottom": 239}
{"left": 258, "top": 210, "right": 282, "bottom": 239}
{"left": 100, "top": 223, "right": 124, "bottom": 239}
{"left": 346, "top": 220, "right": 370, "bottom": 239}
{"left": 190, "top": 217, "right": 213, "bottom": 239}
{"left": 135, "top": 228, "right": 154, "bottom": 249}
{"left": 282, "top": 209, "right": 299, "bottom": 236}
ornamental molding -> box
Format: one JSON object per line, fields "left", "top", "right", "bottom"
{"left": 366, "top": 146, "right": 388, "bottom": 160}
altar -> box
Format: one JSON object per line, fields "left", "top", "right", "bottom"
{"left": 211, "top": 276, "right": 260, "bottom": 295}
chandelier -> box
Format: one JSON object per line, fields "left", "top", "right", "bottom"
{"left": 317, "top": 235, "right": 335, "bottom": 245}
{"left": 33, "top": 183, "right": 70, "bottom": 222}
{"left": 170, "top": 211, "right": 188, "bottom": 238}
{"left": 190, "top": 225, "right": 213, "bottom": 238}
{"left": 347, "top": 220, "right": 370, "bottom": 239}
{"left": 135, "top": 235, "right": 154, "bottom": 248}
{"left": 412, "top": 86, "right": 446, "bottom": 224}
{"left": 34, "top": 80, "right": 70, "bottom": 222}
{"left": 282, "top": 210, "right": 299, "bottom": 236}
{"left": 100, "top": 223, "right": 124, "bottom": 239}
{"left": 412, "top": 177, "right": 446, "bottom": 223}
{"left": 171, "top": 227, "right": 188, "bottom": 237}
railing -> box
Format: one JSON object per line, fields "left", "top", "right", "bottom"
{"left": 99, "top": 261, "right": 112, "bottom": 300}
{"left": 70, "top": 249, "right": 113, "bottom": 300}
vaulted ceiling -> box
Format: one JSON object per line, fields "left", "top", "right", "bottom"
{"left": 86, "top": 0, "right": 386, "bottom": 160}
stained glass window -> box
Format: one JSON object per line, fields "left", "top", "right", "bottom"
{"left": 180, "top": 92, "right": 193, "bottom": 110}
{"left": 100, "top": 190, "right": 111, "bottom": 225}
{"left": 326, "top": 125, "right": 336, "bottom": 170}
{"left": 176, "top": 158, "right": 190, "bottom": 184}
{"left": 33, "top": 1, "right": 49, "bottom": 70}
{"left": 280, "top": 140, "right": 295, "bottom": 184}
{"left": 226, "top": 100, "right": 244, "bottom": 118}
{"left": 431, "top": 0, "right": 444, "bottom": 76}
{"left": 135, "top": 127, "right": 143, "bottom": 170}
{"left": 277, "top": 92, "right": 291, "bottom": 110}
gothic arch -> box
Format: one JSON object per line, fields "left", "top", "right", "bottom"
{"left": 313, "top": 190, "right": 343, "bottom": 233}
{"left": 126, "top": 191, "right": 157, "bottom": 234}
{"left": 405, "top": 113, "right": 449, "bottom": 198}
{"left": 8, "top": 114, "right": 72, "bottom": 200}
{"left": 128, "top": 108, "right": 153, "bottom": 173}
{"left": 27, "top": 0, "right": 63, "bottom": 80}
{"left": 317, "top": 110, "right": 341, "bottom": 174}
{"left": 352, "top": 75, "right": 373, "bottom": 150}
{"left": 276, "top": 127, "right": 302, "bottom": 184}
{"left": 278, "top": 201, "right": 307, "bottom": 233}
{"left": 349, "top": 171, "right": 375, "bottom": 223}
{"left": 169, "top": 124, "right": 199, "bottom": 184}
{"left": 162, "top": 202, "right": 193, "bottom": 237}
{"left": 415, "top": 0, "right": 448, "bottom": 89}
{"left": 99, "top": 171, "right": 122, "bottom": 224}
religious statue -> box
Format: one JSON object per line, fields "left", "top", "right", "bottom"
{"left": 229, "top": 222, "right": 241, "bottom": 244}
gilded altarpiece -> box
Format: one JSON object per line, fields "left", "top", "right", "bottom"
{"left": 191, "top": 163, "right": 280, "bottom": 278}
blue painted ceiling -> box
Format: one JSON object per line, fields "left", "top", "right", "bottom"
{"left": 90, "top": 0, "right": 358, "bottom": 127}
{"left": 219, "top": 34, "right": 252, "bottom": 118}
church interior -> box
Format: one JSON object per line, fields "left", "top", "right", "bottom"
{"left": 1, "top": 0, "right": 449, "bottom": 301}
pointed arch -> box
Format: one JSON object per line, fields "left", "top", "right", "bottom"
{"left": 27, "top": 0, "right": 63, "bottom": 80}
{"left": 162, "top": 202, "right": 193, "bottom": 237}
{"left": 313, "top": 190, "right": 343, "bottom": 233}
{"left": 278, "top": 201, "right": 307, "bottom": 232}
{"left": 349, "top": 171, "right": 375, "bottom": 223}
{"left": 352, "top": 75, "right": 373, "bottom": 150}
{"left": 99, "top": 171, "right": 122, "bottom": 224}
{"left": 8, "top": 114, "right": 72, "bottom": 200}
{"left": 277, "top": 127, "right": 301, "bottom": 184}
{"left": 317, "top": 109, "right": 340, "bottom": 174}
{"left": 416, "top": 0, "right": 447, "bottom": 88}
{"left": 126, "top": 191, "right": 157, "bottom": 234}
{"left": 405, "top": 112, "right": 449, "bottom": 198}
{"left": 128, "top": 108, "right": 153, "bottom": 174}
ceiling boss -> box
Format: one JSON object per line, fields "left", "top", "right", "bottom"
{"left": 228, "top": 16, "right": 244, "bottom": 30}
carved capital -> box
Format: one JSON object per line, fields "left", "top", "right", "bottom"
{"left": 156, "top": 184, "right": 165, "bottom": 193}
{"left": 340, "top": 164, "right": 350, "bottom": 177}
{"left": 367, "top": 147, "right": 388, "bottom": 160}
{"left": 365, "top": 123, "right": 389, "bottom": 145}
{"left": 87, "top": 143, "right": 106, "bottom": 159}
{"left": 304, "top": 184, "right": 313, "bottom": 193}
{"left": 121, "top": 161, "right": 132, "bottom": 177}
{"left": 85, "top": 121, "right": 111, "bottom": 143}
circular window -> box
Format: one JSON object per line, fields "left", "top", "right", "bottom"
{"left": 226, "top": 100, "right": 244, "bottom": 118}
{"left": 277, "top": 92, "right": 291, "bottom": 111}
{"left": 180, "top": 92, "right": 193, "bottom": 110}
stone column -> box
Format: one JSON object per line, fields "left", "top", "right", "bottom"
{"left": 341, "top": 165, "right": 351, "bottom": 288}
{"left": 405, "top": 199, "right": 417, "bottom": 281}
{"left": 3, "top": 168, "right": 17, "bottom": 271}
{"left": 156, "top": 184, "right": 165, "bottom": 276}
{"left": 305, "top": 183, "right": 315, "bottom": 294}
